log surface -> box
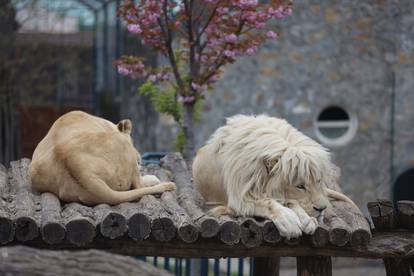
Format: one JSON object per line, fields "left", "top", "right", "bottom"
{"left": 0, "top": 245, "right": 172, "bottom": 276}
{"left": 0, "top": 154, "right": 408, "bottom": 262}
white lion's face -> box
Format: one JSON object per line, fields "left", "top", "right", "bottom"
{"left": 283, "top": 179, "right": 330, "bottom": 218}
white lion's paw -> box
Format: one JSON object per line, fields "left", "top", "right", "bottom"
{"left": 271, "top": 206, "right": 302, "bottom": 239}
{"left": 300, "top": 216, "right": 318, "bottom": 235}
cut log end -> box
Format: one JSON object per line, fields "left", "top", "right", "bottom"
{"left": 310, "top": 226, "right": 329, "bottom": 247}
{"left": 0, "top": 217, "right": 14, "bottom": 244}
{"left": 240, "top": 219, "right": 263, "bottom": 248}
{"left": 66, "top": 219, "right": 96, "bottom": 246}
{"left": 329, "top": 228, "right": 350, "bottom": 247}
{"left": 178, "top": 224, "right": 199, "bottom": 243}
{"left": 100, "top": 212, "right": 127, "bottom": 239}
{"left": 350, "top": 229, "right": 371, "bottom": 247}
{"left": 42, "top": 222, "right": 66, "bottom": 245}
{"left": 219, "top": 221, "right": 241, "bottom": 246}
{"left": 262, "top": 221, "right": 281, "bottom": 244}
{"left": 14, "top": 217, "right": 39, "bottom": 242}
{"left": 200, "top": 217, "right": 220, "bottom": 238}
{"left": 151, "top": 217, "right": 176, "bottom": 242}
{"left": 127, "top": 213, "right": 151, "bottom": 241}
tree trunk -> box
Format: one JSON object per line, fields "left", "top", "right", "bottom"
{"left": 182, "top": 102, "right": 195, "bottom": 159}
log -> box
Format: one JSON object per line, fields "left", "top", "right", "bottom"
{"left": 160, "top": 191, "right": 199, "bottom": 243}
{"left": 9, "top": 159, "right": 40, "bottom": 242}
{"left": 323, "top": 210, "right": 351, "bottom": 246}
{"left": 40, "top": 192, "right": 65, "bottom": 244}
{"left": 238, "top": 217, "right": 263, "bottom": 248}
{"left": 297, "top": 256, "right": 332, "bottom": 276}
{"left": 331, "top": 201, "right": 371, "bottom": 247}
{"left": 261, "top": 220, "right": 282, "bottom": 244}
{"left": 397, "top": 201, "right": 414, "bottom": 229}
{"left": 161, "top": 153, "right": 220, "bottom": 238}
{"left": 0, "top": 163, "right": 14, "bottom": 244}
{"left": 62, "top": 202, "right": 97, "bottom": 246}
{"left": 94, "top": 204, "right": 127, "bottom": 239}
{"left": 139, "top": 195, "right": 176, "bottom": 242}
{"left": 367, "top": 200, "right": 395, "bottom": 230}
{"left": 383, "top": 258, "right": 411, "bottom": 276}
{"left": 218, "top": 215, "right": 241, "bottom": 246}
{"left": 116, "top": 202, "right": 151, "bottom": 241}
{"left": 253, "top": 257, "right": 280, "bottom": 276}
{"left": 0, "top": 245, "right": 172, "bottom": 276}
{"left": 309, "top": 225, "right": 329, "bottom": 247}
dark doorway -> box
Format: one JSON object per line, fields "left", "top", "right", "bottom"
{"left": 393, "top": 168, "right": 414, "bottom": 202}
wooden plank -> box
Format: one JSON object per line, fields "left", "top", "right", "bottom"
{"left": 94, "top": 204, "right": 127, "bottom": 239}
{"left": 40, "top": 192, "right": 65, "bottom": 245}
{"left": 62, "top": 202, "right": 97, "bottom": 246}
{"left": 397, "top": 201, "right": 414, "bottom": 229}
{"left": 367, "top": 200, "right": 395, "bottom": 230}
{"left": 383, "top": 258, "right": 411, "bottom": 276}
{"left": 19, "top": 231, "right": 414, "bottom": 259}
{"left": 0, "top": 245, "right": 172, "bottom": 276}
{"left": 297, "top": 256, "right": 332, "bottom": 276}
{"left": 9, "top": 159, "right": 40, "bottom": 242}
{"left": 0, "top": 163, "right": 14, "bottom": 244}
{"left": 253, "top": 257, "right": 280, "bottom": 276}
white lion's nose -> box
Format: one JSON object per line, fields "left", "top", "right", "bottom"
{"left": 313, "top": 206, "right": 327, "bottom": 213}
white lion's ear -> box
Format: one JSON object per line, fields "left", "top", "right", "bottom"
{"left": 264, "top": 158, "right": 279, "bottom": 174}
{"left": 117, "top": 119, "right": 132, "bottom": 135}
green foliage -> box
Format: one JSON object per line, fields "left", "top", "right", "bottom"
{"left": 139, "top": 81, "right": 181, "bottom": 122}
{"left": 139, "top": 80, "right": 203, "bottom": 153}
{"left": 173, "top": 130, "right": 186, "bottom": 154}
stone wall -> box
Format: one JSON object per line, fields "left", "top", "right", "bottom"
{"left": 153, "top": 0, "right": 414, "bottom": 208}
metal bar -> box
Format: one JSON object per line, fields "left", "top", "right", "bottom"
{"left": 164, "top": 257, "right": 170, "bottom": 271}
{"left": 214, "top": 258, "right": 220, "bottom": 276}
{"left": 201, "top": 258, "right": 208, "bottom": 276}
{"left": 238, "top": 258, "right": 244, "bottom": 276}
{"left": 103, "top": 2, "right": 109, "bottom": 89}
{"left": 227, "top": 258, "right": 232, "bottom": 276}
{"left": 185, "top": 258, "right": 191, "bottom": 276}
{"left": 115, "top": 0, "right": 121, "bottom": 97}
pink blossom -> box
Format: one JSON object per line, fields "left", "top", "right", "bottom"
{"left": 127, "top": 24, "right": 142, "bottom": 34}
{"left": 266, "top": 31, "right": 278, "bottom": 39}
{"left": 225, "top": 34, "right": 238, "bottom": 43}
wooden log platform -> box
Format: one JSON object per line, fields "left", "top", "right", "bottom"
{"left": 8, "top": 153, "right": 414, "bottom": 262}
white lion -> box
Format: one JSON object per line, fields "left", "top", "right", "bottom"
{"left": 193, "top": 114, "right": 357, "bottom": 239}
{"left": 29, "top": 111, "right": 175, "bottom": 205}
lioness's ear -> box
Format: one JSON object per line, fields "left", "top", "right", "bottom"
{"left": 264, "top": 158, "right": 279, "bottom": 174}
{"left": 117, "top": 119, "right": 132, "bottom": 135}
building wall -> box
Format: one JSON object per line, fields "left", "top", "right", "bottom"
{"left": 155, "top": 0, "right": 414, "bottom": 208}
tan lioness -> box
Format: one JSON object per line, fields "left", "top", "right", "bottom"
{"left": 29, "top": 111, "right": 175, "bottom": 205}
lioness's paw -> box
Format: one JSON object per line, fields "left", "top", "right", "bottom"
{"left": 300, "top": 216, "right": 318, "bottom": 235}
{"left": 272, "top": 207, "right": 302, "bottom": 239}
{"left": 160, "top": 182, "right": 176, "bottom": 192}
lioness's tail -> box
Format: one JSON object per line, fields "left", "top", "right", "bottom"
{"left": 325, "top": 188, "right": 359, "bottom": 210}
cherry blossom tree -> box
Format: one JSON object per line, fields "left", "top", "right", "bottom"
{"left": 117, "top": 0, "right": 292, "bottom": 158}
